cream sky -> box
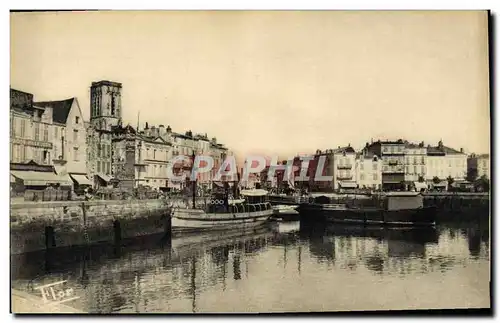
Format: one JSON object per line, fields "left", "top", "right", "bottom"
{"left": 10, "top": 11, "right": 490, "bottom": 158}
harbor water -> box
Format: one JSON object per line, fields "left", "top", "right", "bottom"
{"left": 11, "top": 213, "right": 490, "bottom": 313}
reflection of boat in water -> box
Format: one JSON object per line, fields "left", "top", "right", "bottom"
{"left": 300, "top": 192, "right": 437, "bottom": 227}
{"left": 301, "top": 222, "right": 439, "bottom": 267}
{"left": 272, "top": 221, "right": 300, "bottom": 234}
{"left": 172, "top": 188, "right": 274, "bottom": 232}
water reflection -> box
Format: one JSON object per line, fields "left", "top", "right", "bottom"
{"left": 11, "top": 219, "right": 489, "bottom": 313}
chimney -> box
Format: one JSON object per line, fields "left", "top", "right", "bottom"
{"left": 460, "top": 148, "right": 464, "bottom": 153}
{"left": 348, "top": 143, "right": 351, "bottom": 147}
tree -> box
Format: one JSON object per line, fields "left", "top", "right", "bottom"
{"left": 475, "top": 175, "right": 490, "bottom": 192}
{"left": 446, "top": 176, "right": 454, "bottom": 186}
{"left": 418, "top": 175, "right": 425, "bottom": 183}
{"left": 432, "top": 176, "right": 441, "bottom": 184}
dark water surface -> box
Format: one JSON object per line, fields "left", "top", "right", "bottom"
{"left": 11, "top": 218, "right": 490, "bottom": 313}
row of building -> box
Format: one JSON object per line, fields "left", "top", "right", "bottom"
{"left": 10, "top": 80, "right": 233, "bottom": 193}
{"left": 262, "top": 139, "right": 490, "bottom": 192}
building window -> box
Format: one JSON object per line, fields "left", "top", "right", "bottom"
{"left": 360, "top": 162, "right": 364, "bottom": 170}
{"left": 97, "top": 161, "right": 101, "bottom": 173}
{"left": 373, "top": 174, "right": 378, "bottom": 180}
{"left": 43, "top": 127, "right": 49, "bottom": 142}
{"left": 73, "top": 130, "right": 78, "bottom": 142}
{"left": 360, "top": 174, "right": 365, "bottom": 181}
{"left": 154, "top": 149, "right": 156, "bottom": 160}
{"left": 75, "top": 116, "right": 80, "bottom": 124}
{"left": 34, "top": 123, "right": 40, "bottom": 141}
{"left": 73, "top": 147, "right": 79, "bottom": 161}
{"left": 421, "top": 156, "right": 425, "bottom": 164}
{"left": 20, "top": 119, "right": 26, "bottom": 137}
{"left": 372, "top": 163, "right": 377, "bottom": 170}
{"left": 111, "top": 95, "right": 116, "bottom": 116}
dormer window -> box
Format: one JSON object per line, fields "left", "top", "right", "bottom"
{"left": 75, "top": 116, "right": 79, "bottom": 124}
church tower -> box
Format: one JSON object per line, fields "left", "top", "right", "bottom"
{"left": 90, "top": 80, "right": 122, "bottom": 131}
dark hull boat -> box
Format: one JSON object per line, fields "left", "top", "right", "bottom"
{"left": 299, "top": 192, "right": 437, "bottom": 227}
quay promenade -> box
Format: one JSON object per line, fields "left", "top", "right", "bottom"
{"left": 10, "top": 199, "right": 172, "bottom": 255}
{"left": 11, "top": 289, "right": 83, "bottom": 314}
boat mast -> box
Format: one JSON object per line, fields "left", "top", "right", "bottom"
{"left": 191, "top": 152, "right": 196, "bottom": 209}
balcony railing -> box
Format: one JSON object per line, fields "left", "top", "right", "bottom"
{"left": 337, "top": 164, "right": 353, "bottom": 170}
{"left": 337, "top": 175, "right": 353, "bottom": 180}
{"left": 11, "top": 137, "right": 53, "bottom": 150}
{"left": 134, "top": 160, "right": 147, "bottom": 166}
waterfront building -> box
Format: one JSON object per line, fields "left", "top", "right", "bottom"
{"left": 355, "top": 150, "right": 382, "bottom": 190}
{"left": 209, "top": 137, "right": 231, "bottom": 182}
{"left": 404, "top": 141, "right": 427, "bottom": 189}
{"left": 332, "top": 145, "right": 357, "bottom": 191}
{"left": 365, "top": 140, "right": 406, "bottom": 191}
{"left": 426, "top": 140, "right": 467, "bottom": 189}
{"left": 86, "top": 80, "right": 123, "bottom": 188}
{"left": 9, "top": 88, "right": 81, "bottom": 192}
{"left": 112, "top": 124, "right": 172, "bottom": 190}
{"left": 467, "top": 153, "right": 490, "bottom": 180}
{"left": 307, "top": 150, "right": 334, "bottom": 191}
{"left": 137, "top": 127, "right": 172, "bottom": 190}
{"left": 304, "top": 145, "right": 356, "bottom": 192}
{"left": 10, "top": 89, "right": 53, "bottom": 165}
{"left": 34, "top": 97, "right": 89, "bottom": 186}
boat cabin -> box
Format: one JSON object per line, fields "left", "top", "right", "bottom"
{"left": 382, "top": 192, "right": 424, "bottom": 211}
{"left": 206, "top": 188, "right": 271, "bottom": 214}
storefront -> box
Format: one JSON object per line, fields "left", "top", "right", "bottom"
{"left": 10, "top": 161, "right": 73, "bottom": 201}
{"left": 70, "top": 173, "right": 93, "bottom": 194}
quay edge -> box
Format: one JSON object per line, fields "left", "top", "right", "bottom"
{"left": 10, "top": 199, "right": 172, "bottom": 255}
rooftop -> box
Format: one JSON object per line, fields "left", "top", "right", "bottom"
{"left": 34, "top": 98, "right": 75, "bottom": 124}
{"left": 91, "top": 80, "right": 122, "bottom": 88}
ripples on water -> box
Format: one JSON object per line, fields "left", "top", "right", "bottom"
{"left": 11, "top": 218, "right": 490, "bottom": 313}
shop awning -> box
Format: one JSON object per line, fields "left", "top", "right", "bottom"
{"left": 10, "top": 174, "right": 16, "bottom": 183}
{"left": 70, "top": 174, "right": 92, "bottom": 186}
{"left": 339, "top": 182, "right": 357, "bottom": 188}
{"left": 95, "top": 173, "right": 112, "bottom": 183}
{"left": 10, "top": 170, "right": 73, "bottom": 186}
{"left": 414, "top": 182, "right": 428, "bottom": 190}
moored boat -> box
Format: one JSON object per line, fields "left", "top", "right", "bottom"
{"left": 271, "top": 204, "right": 300, "bottom": 221}
{"left": 299, "top": 192, "right": 436, "bottom": 227}
{"left": 172, "top": 188, "right": 274, "bottom": 233}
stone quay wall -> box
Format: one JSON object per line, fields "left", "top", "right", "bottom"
{"left": 10, "top": 199, "right": 172, "bottom": 255}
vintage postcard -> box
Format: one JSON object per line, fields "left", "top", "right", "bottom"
{"left": 9, "top": 10, "right": 490, "bottom": 314}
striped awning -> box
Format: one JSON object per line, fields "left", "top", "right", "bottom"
{"left": 339, "top": 181, "right": 357, "bottom": 188}
{"left": 70, "top": 174, "right": 92, "bottom": 186}
{"left": 95, "top": 173, "right": 111, "bottom": 183}
{"left": 10, "top": 170, "right": 73, "bottom": 186}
